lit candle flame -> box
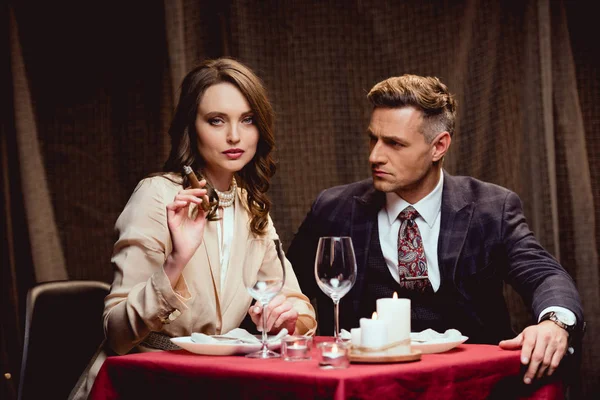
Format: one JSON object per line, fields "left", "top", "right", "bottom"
{"left": 332, "top": 344, "right": 339, "bottom": 353}
{"left": 393, "top": 292, "right": 398, "bottom": 299}
{"left": 372, "top": 311, "right": 378, "bottom": 320}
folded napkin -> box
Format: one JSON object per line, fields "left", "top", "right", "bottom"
{"left": 340, "top": 329, "right": 352, "bottom": 340}
{"left": 410, "top": 328, "right": 462, "bottom": 342}
{"left": 191, "top": 328, "right": 288, "bottom": 344}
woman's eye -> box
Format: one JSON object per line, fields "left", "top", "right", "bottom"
{"left": 242, "top": 116, "right": 254, "bottom": 125}
{"left": 209, "top": 118, "right": 224, "bottom": 126}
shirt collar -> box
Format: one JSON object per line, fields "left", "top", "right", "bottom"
{"left": 385, "top": 172, "right": 444, "bottom": 228}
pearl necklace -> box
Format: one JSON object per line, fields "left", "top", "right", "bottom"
{"left": 214, "top": 178, "right": 237, "bottom": 208}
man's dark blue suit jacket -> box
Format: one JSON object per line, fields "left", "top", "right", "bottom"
{"left": 287, "top": 172, "right": 584, "bottom": 344}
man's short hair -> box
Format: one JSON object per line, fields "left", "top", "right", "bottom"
{"left": 367, "top": 74, "right": 457, "bottom": 142}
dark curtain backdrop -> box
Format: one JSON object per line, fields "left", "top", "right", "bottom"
{"left": 2, "top": 1, "right": 598, "bottom": 398}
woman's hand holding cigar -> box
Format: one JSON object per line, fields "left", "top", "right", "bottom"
{"left": 183, "top": 165, "right": 219, "bottom": 215}
{"left": 163, "top": 167, "right": 212, "bottom": 287}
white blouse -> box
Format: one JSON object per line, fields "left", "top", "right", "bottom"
{"left": 217, "top": 205, "right": 235, "bottom": 292}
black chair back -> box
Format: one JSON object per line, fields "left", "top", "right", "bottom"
{"left": 18, "top": 280, "right": 110, "bottom": 400}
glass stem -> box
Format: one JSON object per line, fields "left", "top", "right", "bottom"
{"left": 333, "top": 298, "right": 340, "bottom": 342}
{"left": 260, "top": 303, "right": 269, "bottom": 352}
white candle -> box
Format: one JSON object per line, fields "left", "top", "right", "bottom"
{"left": 282, "top": 336, "right": 312, "bottom": 361}
{"left": 322, "top": 350, "right": 345, "bottom": 359}
{"left": 318, "top": 342, "right": 350, "bottom": 369}
{"left": 376, "top": 293, "right": 410, "bottom": 344}
{"left": 350, "top": 328, "right": 362, "bottom": 346}
{"left": 359, "top": 312, "right": 388, "bottom": 349}
{"left": 285, "top": 344, "right": 308, "bottom": 358}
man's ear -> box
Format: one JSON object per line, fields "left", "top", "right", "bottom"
{"left": 431, "top": 132, "right": 451, "bottom": 162}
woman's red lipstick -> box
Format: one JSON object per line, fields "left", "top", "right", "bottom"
{"left": 223, "top": 148, "right": 244, "bottom": 160}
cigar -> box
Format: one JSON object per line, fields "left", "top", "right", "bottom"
{"left": 183, "top": 165, "right": 202, "bottom": 189}
{"left": 182, "top": 165, "right": 214, "bottom": 213}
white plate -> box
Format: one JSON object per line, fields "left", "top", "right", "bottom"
{"left": 410, "top": 335, "right": 468, "bottom": 354}
{"left": 170, "top": 336, "right": 282, "bottom": 356}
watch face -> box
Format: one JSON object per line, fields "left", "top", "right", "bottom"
{"left": 554, "top": 311, "right": 576, "bottom": 326}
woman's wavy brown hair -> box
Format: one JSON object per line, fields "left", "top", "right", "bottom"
{"left": 162, "top": 57, "right": 276, "bottom": 236}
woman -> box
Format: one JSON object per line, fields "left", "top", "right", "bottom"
{"left": 71, "top": 58, "right": 316, "bottom": 399}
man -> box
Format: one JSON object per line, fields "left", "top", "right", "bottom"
{"left": 287, "top": 74, "right": 584, "bottom": 385}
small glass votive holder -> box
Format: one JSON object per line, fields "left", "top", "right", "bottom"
{"left": 317, "top": 342, "right": 350, "bottom": 369}
{"left": 281, "top": 336, "right": 312, "bottom": 361}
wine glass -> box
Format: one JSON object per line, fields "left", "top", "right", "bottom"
{"left": 243, "top": 238, "right": 286, "bottom": 358}
{"left": 314, "top": 236, "right": 357, "bottom": 343}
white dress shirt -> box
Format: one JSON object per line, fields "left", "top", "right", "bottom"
{"left": 217, "top": 205, "right": 234, "bottom": 292}
{"left": 377, "top": 173, "right": 576, "bottom": 325}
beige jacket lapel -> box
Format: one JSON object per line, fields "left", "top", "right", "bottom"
{"left": 203, "top": 214, "right": 222, "bottom": 300}
{"left": 220, "top": 189, "right": 250, "bottom": 315}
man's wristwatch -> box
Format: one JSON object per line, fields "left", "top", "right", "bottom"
{"left": 540, "top": 311, "right": 576, "bottom": 335}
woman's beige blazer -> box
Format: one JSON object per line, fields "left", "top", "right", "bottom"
{"left": 70, "top": 175, "right": 316, "bottom": 399}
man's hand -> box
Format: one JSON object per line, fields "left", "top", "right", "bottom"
{"left": 499, "top": 320, "right": 569, "bottom": 384}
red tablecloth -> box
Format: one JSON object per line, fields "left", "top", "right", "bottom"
{"left": 90, "top": 337, "right": 563, "bottom": 399}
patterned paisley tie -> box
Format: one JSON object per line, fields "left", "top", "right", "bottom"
{"left": 397, "top": 206, "right": 431, "bottom": 291}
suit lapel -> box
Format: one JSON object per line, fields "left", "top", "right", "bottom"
{"left": 351, "top": 187, "right": 385, "bottom": 313}
{"left": 438, "top": 172, "right": 474, "bottom": 290}
{"left": 203, "top": 214, "right": 222, "bottom": 300}
{"left": 220, "top": 190, "right": 249, "bottom": 315}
